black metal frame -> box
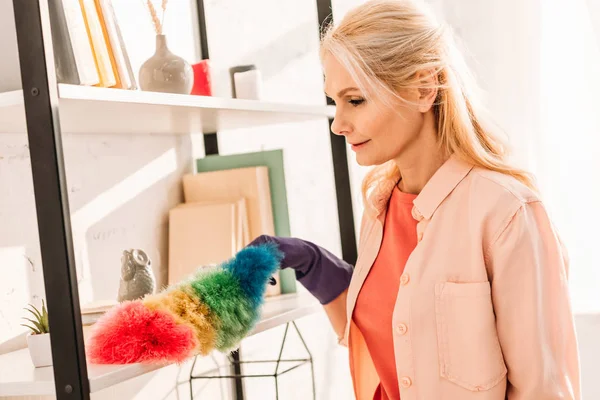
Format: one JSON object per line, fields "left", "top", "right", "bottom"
{"left": 316, "top": 0, "right": 358, "bottom": 265}
{"left": 195, "top": 0, "right": 219, "bottom": 156}
{"left": 12, "top": 0, "right": 89, "bottom": 398}
{"left": 11, "top": 0, "right": 355, "bottom": 399}
{"left": 189, "top": 322, "right": 316, "bottom": 400}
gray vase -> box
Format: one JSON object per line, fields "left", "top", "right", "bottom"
{"left": 139, "top": 35, "right": 193, "bottom": 94}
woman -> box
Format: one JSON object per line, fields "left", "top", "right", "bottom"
{"left": 250, "top": 0, "right": 580, "bottom": 398}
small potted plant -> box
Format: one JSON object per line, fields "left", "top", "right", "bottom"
{"left": 21, "top": 300, "right": 52, "bottom": 368}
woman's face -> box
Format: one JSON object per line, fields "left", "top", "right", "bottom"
{"left": 323, "top": 54, "right": 429, "bottom": 167}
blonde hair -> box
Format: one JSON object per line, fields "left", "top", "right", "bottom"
{"left": 319, "top": 0, "right": 537, "bottom": 206}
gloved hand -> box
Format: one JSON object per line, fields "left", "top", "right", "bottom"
{"left": 248, "top": 235, "right": 353, "bottom": 305}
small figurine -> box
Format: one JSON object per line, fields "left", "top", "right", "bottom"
{"left": 117, "top": 249, "right": 156, "bottom": 302}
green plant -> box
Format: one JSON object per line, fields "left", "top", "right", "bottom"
{"left": 21, "top": 300, "right": 49, "bottom": 335}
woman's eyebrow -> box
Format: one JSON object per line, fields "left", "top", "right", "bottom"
{"left": 324, "top": 87, "right": 360, "bottom": 98}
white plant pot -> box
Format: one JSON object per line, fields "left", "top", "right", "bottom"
{"left": 26, "top": 333, "right": 53, "bottom": 368}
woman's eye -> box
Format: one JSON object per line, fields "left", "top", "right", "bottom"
{"left": 349, "top": 98, "right": 365, "bottom": 106}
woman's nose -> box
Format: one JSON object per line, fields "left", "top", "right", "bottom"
{"left": 330, "top": 114, "right": 350, "bottom": 136}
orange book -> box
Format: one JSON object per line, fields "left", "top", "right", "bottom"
{"left": 93, "top": 0, "right": 122, "bottom": 88}
{"left": 97, "top": 0, "right": 135, "bottom": 89}
{"left": 79, "top": 0, "right": 116, "bottom": 87}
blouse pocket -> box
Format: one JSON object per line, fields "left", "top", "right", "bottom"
{"left": 435, "top": 281, "right": 507, "bottom": 391}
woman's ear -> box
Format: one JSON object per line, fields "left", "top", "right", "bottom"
{"left": 416, "top": 70, "right": 438, "bottom": 113}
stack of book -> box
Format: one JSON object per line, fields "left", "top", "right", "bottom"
{"left": 168, "top": 150, "right": 298, "bottom": 297}
{"left": 49, "top": 0, "right": 136, "bottom": 89}
{"left": 170, "top": 166, "right": 282, "bottom": 297}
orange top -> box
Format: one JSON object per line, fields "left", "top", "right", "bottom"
{"left": 353, "top": 186, "right": 418, "bottom": 400}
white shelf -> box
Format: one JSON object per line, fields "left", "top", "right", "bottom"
{"left": 0, "top": 292, "right": 321, "bottom": 397}
{"left": 0, "top": 84, "right": 335, "bottom": 135}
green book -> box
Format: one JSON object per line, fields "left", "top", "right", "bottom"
{"left": 195, "top": 149, "right": 297, "bottom": 294}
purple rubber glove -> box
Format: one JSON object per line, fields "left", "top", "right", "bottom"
{"left": 248, "top": 235, "right": 353, "bottom": 305}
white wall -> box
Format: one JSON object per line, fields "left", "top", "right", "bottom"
{"left": 2, "top": 0, "right": 599, "bottom": 399}
{"left": 434, "top": 1, "right": 600, "bottom": 398}
{"left": 0, "top": 0, "right": 357, "bottom": 399}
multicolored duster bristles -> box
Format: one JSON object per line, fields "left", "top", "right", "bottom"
{"left": 86, "top": 243, "right": 282, "bottom": 364}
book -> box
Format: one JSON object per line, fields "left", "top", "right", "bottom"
{"left": 0, "top": 0, "right": 22, "bottom": 92}
{"left": 0, "top": 0, "right": 100, "bottom": 89}
{"left": 182, "top": 166, "right": 281, "bottom": 296}
{"left": 48, "top": 0, "right": 80, "bottom": 84}
{"left": 79, "top": 0, "right": 117, "bottom": 87}
{"left": 59, "top": 0, "right": 101, "bottom": 85}
{"left": 183, "top": 167, "right": 275, "bottom": 243}
{"left": 81, "top": 299, "right": 117, "bottom": 314}
{"left": 195, "top": 150, "right": 297, "bottom": 294}
{"left": 168, "top": 198, "right": 249, "bottom": 285}
{"left": 97, "top": 0, "right": 137, "bottom": 89}
{"left": 80, "top": 299, "right": 117, "bottom": 325}
{"left": 93, "top": 0, "right": 122, "bottom": 88}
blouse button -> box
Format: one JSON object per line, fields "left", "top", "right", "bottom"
{"left": 400, "top": 376, "right": 413, "bottom": 388}
{"left": 396, "top": 323, "right": 408, "bottom": 335}
{"left": 411, "top": 207, "right": 424, "bottom": 221}
{"left": 400, "top": 273, "right": 410, "bottom": 286}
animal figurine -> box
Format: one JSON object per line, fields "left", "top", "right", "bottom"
{"left": 117, "top": 249, "right": 156, "bottom": 302}
{"left": 86, "top": 243, "right": 282, "bottom": 364}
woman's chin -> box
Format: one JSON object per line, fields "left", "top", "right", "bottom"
{"left": 355, "top": 150, "right": 390, "bottom": 167}
{"left": 355, "top": 154, "right": 379, "bottom": 167}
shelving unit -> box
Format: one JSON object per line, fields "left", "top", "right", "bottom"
{"left": 0, "top": 84, "right": 336, "bottom": 135}
{"left": 4, "top": 0, "right": 356, "bottom": 399}
{"left": 0, "top": 293, "right": 320, "bottom": 397}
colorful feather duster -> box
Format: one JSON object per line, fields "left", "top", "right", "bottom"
{"left": 86, "top": 243, "right": 282, "bottom": 364}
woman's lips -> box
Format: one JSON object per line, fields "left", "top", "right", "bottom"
{"left": 350, "top": 140, "right": 370, "bottom": 151}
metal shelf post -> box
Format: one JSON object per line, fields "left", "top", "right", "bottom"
{"left": 12, "top": 0, "right": 89, "bottom": 399}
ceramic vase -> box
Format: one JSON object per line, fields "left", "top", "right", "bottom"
{"left": 26, "top": 333, "right": 53, "bottom": 368}
{"left": 139, "top": 35, "right": 193, "bottom": 94}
